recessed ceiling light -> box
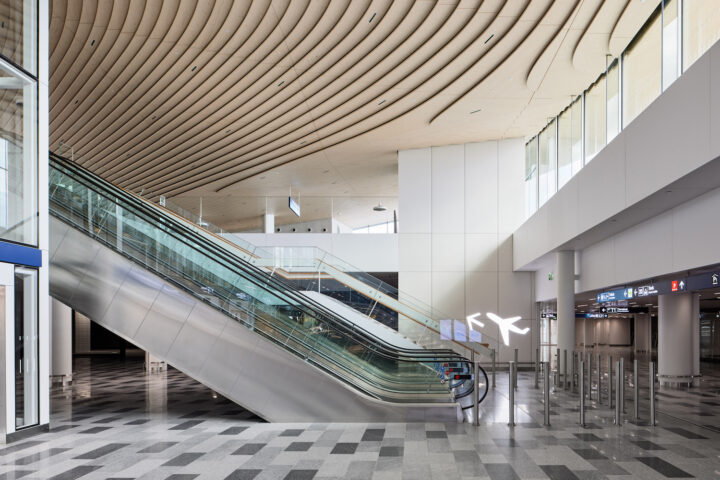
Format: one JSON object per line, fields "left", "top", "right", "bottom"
{"left": 470, "top": 108, "right": 481, "bottom": 114}
{"left": 369, "top": 12, "right": 376, "bottom": 22}
{"left": 90, "top": 39, "right": 95, "bottom": 46}
{"left": 277, "top": 80, "right": 285, "bottom": 87}
{"left": 378, "top": 99, "right": 386, "bottom": 105}
{"left": 191, "top": 65, "right": 197, "bottom": 72}
{"left": 484, "top": 34, "right": 494, "bottom": 44}
{"left": 300, "top": 140, "right": 307, "bottom": 145}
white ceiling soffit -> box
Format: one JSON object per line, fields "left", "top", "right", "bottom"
{"left": 49, "top": 0, "right": 658, "bottom": 204}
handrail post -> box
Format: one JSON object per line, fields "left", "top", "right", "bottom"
{"left": 650, "top": 361, "right": 656, "bottom": 426}
{"left": 608, "top": 355, "right": 613, "bottom": 408}
{"left": 620, "top": 357, "right": 625, "bottom": 413}
{"left": 634, "top": 359, "right": 639, "bottom": 421}
{"left": 543, "top": 361, "right": 550, "bottom": 426}
{"left": 587, "top": 352, "right": 592, "bottom": 401}
{"left": 491, "top": 349, "right": 496, "bottom": 389}
{"left": 508, "top": 361, "right": 515, "bottom": 427}
{"left": 597, "top": 353, "right": 601, "bottom": 404}
{"left": 474, "top": 360, "right": 480, "bottom": 426}
{"left": 579, "top": 360, "right": 585, "bottom": 428}
{"left": 615, "top": 360, "right": 622, "bottom": 425}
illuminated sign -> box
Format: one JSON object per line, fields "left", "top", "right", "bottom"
{"left": 597, "top": 287, "right": 634, "bottom": 303}
{"left": 576, "top": 313, "right": 608, "bottom": 318}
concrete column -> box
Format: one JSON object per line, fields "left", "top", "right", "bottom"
{"left": 658, "top": 293, "right": 700, "bottom": 386}
{"left": 50, "top": 299, "right": 72, "bottom": 382}
{"left": 556, "top": 251, "right": 575, "bottom": 356}
{"left": 263, "top": 213, "right": 275, "bottom": 234}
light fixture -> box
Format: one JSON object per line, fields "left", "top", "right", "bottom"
{"left": 373, "top": 202, "right": 387, "bottom": 212}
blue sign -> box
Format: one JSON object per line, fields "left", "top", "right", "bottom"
{"left": 596, "top": 287, "right": 634, "bottom": 303}
{"left": 0, "top": 241, "right": 41, "bottom": 267}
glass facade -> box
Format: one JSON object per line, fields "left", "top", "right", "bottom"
{"left": 584, "top": 75, "right": 606, "bottom": 163}
{"left": 0, "top": 0, "right": 37, "bottom": 75}
{"left": 623, "top": 12, "right": 661, "bottom": 127}
{"left": 524, "top": 1, "right": 720, "bottom": 219}
{"left": 684, "top": 0, "right": 720, "bottom": 70}
{"left": 524, "top": 138, "right": 538, "bottom": 218}
{"left": 0, "top": 61, "right": 37, "bottom": 245}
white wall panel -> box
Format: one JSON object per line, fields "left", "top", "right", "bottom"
{"left": 431, "top": 234, "right": 465, "bottom": 272}
{"left": 465, "top": 272, "right": 499, "bottom": 315}
{"left": 431, "top": 144, "right": 465, "bottom": 234}
{"left": 465, "top": 142, "right": 498, "bottom": 233}
{"left": 398, "top": 234, "right": 431, "bottom": 272}
{"left": 431, "top": 272, "right": 465, "bottom": 320}
{"left": 398, "top": 148, "right": 432, "bottom": 234}
{"left": 711, "top": 46, "right": 720, "bottom": 160}
{"left": 465, "top": 234, "right": 498, "bottom": 272}
{"left": 612, "top": 210, "right": 673, "bottom": 282}
{"left": 498, "top": 271, "right": 532, "bottom": 319}
{"left": 671, "top": 187, "right": 720, "bottom": 271}
{"left": 498, "top": 139, "right": 526, "bottom": 234}
{"left": 497, "top": 234, "right": 514, "bottom": 272}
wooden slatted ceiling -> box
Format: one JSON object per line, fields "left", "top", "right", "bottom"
{"left": 48, "top": 0, "right": 659, "bottom": 226}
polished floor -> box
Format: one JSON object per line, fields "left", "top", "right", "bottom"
{"left": 1, "top": 357, "right": 719, "bottom": 479}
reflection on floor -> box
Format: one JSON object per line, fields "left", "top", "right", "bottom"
{"left": 0, "top": 357, "right": 719, "bottom": 479}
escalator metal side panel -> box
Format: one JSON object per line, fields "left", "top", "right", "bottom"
{"left": 49, "top": 217, "right": 461, "bottom": 423}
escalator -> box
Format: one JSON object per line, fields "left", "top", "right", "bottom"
{"left": 48, "top": 153, "right": 488, "bottom": 422}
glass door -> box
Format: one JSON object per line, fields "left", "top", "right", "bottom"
{"left": 14, "top": 267, "right": 37, "bottom": 429}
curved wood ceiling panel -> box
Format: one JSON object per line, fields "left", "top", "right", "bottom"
{"left": 49, "top": 0, "right": 655, "bottom": 209}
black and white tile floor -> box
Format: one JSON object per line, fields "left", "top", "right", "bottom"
{"left": 0, "top": 356, "right": 719, "bottom": 479}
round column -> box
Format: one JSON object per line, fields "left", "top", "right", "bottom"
{"left": 556, "top": 251, "right": 575, "bottom": 358}
{"left": 658, "top": 293, "right": 700, "bottom": 386}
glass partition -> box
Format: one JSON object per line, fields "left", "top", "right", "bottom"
{"left": 584, "top": 75, "right": 606, "bottom": 163}
{"left": 0, "top": 0, "right": 37, "bottom": 75}
{"left": 662, "top": 0, "right": 680, "bottom": 89}
{"left": 538, "top": 121, "right": 556, "bottom": 206}
{"left": 557, "top": 108, "right": 572, "bottom": 189}
{"left": 606, "top": 60, "right": 620, "bottom": 142}
{"left": 524, "top": 138, "right": 538, "bottom": 217}
{"left": 623, "top": 11, "right": 661, "bottom": 127}
{"left": 0, "top": 59, "right": 37, "bottom": 246}
{"left": 683, "top": 0, "right": 720, "bottom": 71}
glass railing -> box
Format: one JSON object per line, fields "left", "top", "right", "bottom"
{"left": 49, "top": 153, "right": 480, "bottom": 404}
{"left": 159, "top": 198, "right": 499, "bottom": 358}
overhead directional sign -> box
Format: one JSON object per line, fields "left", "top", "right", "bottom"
{"left": 597, "top": 287, "right": 634, "bottom": 303}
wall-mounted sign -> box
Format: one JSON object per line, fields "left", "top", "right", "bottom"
{"left": 597, "top": 287, "right": 634, "bottom": 303}
{"left": 288, "top": 196, "right": 301, "bottom": 217}
{"left": 541, "top": 313, "right": 557, "bottom": 319}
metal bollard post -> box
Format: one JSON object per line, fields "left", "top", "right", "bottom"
{"left": 615, "top": 360, "right": 622, "bottom": 425}
{"left": 579, "top": 360, "right": 585, "bottom": 427}
{"left": 474, "top": 361, "right": 480, "bottom": 426}
{"left": 571, "top": 351, "right": 576, "bottom": 393}
{"left": 491, "top": 349, "right": 496, "bottom": 389}
{"left": 508, "top": 361, "right": 515, "bottom": 427}
{"left": 587, "top": 353, "right": 592, "bottom": 400}
{"left": 597, "top": 353, "right": 601, "bottom": 403}
{"left": 608, "top": 355, "right": 613, "bottom": 408}
{"left": 535, "top": 347, "right": 539, "bottom": 389}
{"left": 556, "top": 348, "right": 560, "bottom": 388}
{"left": 514, "top": 349, "right": 518, "bottom": 390}
{"left": 634, "top": 359, "right": 639, "bottom": 420}
{"left": 620, "top": 357, "right": 625, "bottom": 413}
{"left": 650, "top": 361, "right": 656, "bottom": 426}
{"left": 563, "top": 350, "right": 568, "bottom": 390}
{"left": 543, "top": 361, "right": 550, "bottom": 426}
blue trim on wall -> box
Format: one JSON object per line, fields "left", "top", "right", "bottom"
{"left": 0, "top": 241, "right": 42, "bottom": 267}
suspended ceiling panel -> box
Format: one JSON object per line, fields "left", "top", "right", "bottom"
{"left": 49, "top": 0, "right": 658, "bottom": 227}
